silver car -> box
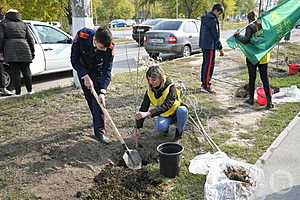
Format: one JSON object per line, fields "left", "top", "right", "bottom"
{"left": 144, "top": 19, "right": 201, "bottom": 59}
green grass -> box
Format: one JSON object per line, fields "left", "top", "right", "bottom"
{"left": 222, "top": 21, "right": 247, "bottom": 30}
{"left": 222, "top": 102, "right": 300, "bottom": 164}
{"left": 1, "top": 53, "right": 300, "bottom": 199}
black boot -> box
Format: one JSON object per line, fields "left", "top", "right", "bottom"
{"left": 173, "top": 129, "right": 182, "bottom": 143}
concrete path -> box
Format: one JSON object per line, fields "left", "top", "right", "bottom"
{"left": 254, "top": 112, "right": 300, "bottom": 200}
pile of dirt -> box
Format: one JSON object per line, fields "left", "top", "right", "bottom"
{"left": 224, "top": 166, "right": 253, "bottom": 187}
{"left": 77, "top": 165, "right": 163, "bottom": 200}
{"left": 234, "top": 84, "right": 249, "bottom": 98}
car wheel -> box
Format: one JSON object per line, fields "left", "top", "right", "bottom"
{"left": 182, "top": 45, "right": 191, "bottom": 57}
{"left": 3, "top": 67, "right": 13, "bottom": 90}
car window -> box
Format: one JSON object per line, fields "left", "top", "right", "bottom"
{"left": 26, "top": 25, "right": 38, "bottom": 44}
{"left": 152, "top": 21, "right": 182, "bottom": 30}
{"left": 34, "top": 25, "right": 69, "bottom": 44}
{"left": 142, "top": 20, "right": 161, "bottom": 26}
{"left": 183, "top": 22, "right": 198, "bottom": 33}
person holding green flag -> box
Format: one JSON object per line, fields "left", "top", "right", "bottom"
{"left": 234, "top": 11, "right": 273, "bottom": 109}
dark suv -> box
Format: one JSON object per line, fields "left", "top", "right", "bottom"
{"left": 132, "top": 19, "right": 164, "bottom": 46}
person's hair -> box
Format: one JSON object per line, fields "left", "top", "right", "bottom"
{"left": 146, "top": 65, "right": 166, "bottom": 88}
{"left": 212, "top": 3, "right": 224, "bottom": 13}
{"left": 247, "top": 11, "right": 256, "bottom": 22}
{"left": 95, "top": 27, "right": 112, "bottom": 48}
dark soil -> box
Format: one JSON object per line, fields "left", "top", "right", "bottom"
{"left": 235, "top": 84, "right": 249, "bottom": 98}
{"left": 78, "top": 165, "right": 163, "bottom": 200}
{"left": 224, "top": 166, "right": 253, "bottom": 187}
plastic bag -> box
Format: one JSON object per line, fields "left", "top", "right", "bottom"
{"left": 189, "top": 152, "right": 264, "bottom": 200}
{"left": 272, "top": 85, "right": 300, "bottom": 103}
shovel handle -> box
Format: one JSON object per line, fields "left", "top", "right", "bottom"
{"left": 91, "top": 87, "right": 130, "bottom": 151}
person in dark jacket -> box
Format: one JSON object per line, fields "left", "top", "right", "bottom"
{"left": 0, "top": 8, "right": 13, "bottom": 96}
{"left": 135, "top": 65, "right": 188, "bottom": 143}
{"left": 234, "top": 11, "right": 273, "bottom": 109}
{"left": 199, "top": 3, "right": 224, "bottom": 93}
{"left": 0, "top": 9, "right": 35, "bottom": 95}
{"left": 71, "top": 27, "right": 114, "bottom": 144}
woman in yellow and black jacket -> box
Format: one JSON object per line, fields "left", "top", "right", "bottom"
{"left": 234, "top": 11, "right": 273, "bottom": 109}
{"left": 135, "top": 65, "right": 188, "bottom": 142}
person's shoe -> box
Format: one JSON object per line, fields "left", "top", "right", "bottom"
{"left": 265, "top": 103, "right": 274, "bottom": 110}
{"left": 173, "top": 129, "right": 182, "bottom": 143}
{"left": 27, "top": 90, "right": 35, "bottom": 95}
{"left": 95, "top": 134, "right": 110, "bottom": 145}
{"left": 0, "top": 88, "right": 13, "bottom": 96}
{"left": 206, "top": 88, "right": 216, "bottom": 94}
{"left": 244, "top": 98, "right": 254, "bottom": 105}
{"left": 200, "top": 87, "right": 209, "bottom": 93}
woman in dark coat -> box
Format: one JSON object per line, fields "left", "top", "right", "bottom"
{"left": 0, "top": 9, "right": 35, "bottom": 95}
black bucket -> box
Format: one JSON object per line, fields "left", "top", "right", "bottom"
{"left": 157, "top": 142, "right": 184, "bottom": 178}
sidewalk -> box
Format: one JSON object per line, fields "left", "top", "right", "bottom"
{"left": 254, "top": 112, "right": 300, "bottom": 200}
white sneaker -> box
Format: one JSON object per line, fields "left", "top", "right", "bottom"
{"left": 200, "top": 87, "right": 209, "bottom": 93}
{"left": 0, "top": 88, "right": 13, "bottom": 96}
{"left": 27, "top": 91, "right": 35, "bottom": 95}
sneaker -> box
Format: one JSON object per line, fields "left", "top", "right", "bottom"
{"left": 265, "top": 103, "right": 274, "bottom": 110}
{"left": 95, "top": 134, "right": 110, "bottom": 145}
{"left": 206, "top": 88, "right": 216, "bottom": 94}
{"left": 27, "top": 91, "right": 35, "bottom": 95}
{"left": 0, "top": 88, "right": 13, "bottom": 96}
{"left": 200, "top": 87, "right": 209, "bottom": 93}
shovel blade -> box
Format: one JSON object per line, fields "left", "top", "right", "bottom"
{"left": 123, "top": 149, "right": 142, "bottom": 170}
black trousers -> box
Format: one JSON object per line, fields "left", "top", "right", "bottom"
{"left": 201, "top": 48, "right": 216, "bottom": 89}
{"left": 79, "top": 72, "right": 105, "bottom": 137}
{"left": 10, "top": 62, "right": 32, "bottom": 95}
{"left": 246, "top": 59, "right": 272, "bottom": 104}
{"left": 0, "top": 62, "right": 5, "bottom": 88}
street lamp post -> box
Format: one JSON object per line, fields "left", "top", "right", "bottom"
{"left": 176, "top": 0, "right": 178, "bottom": 19}
{"left": 71, "top": 0, "right": 94, "bottom": 87}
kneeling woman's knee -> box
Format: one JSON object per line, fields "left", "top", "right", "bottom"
{"left": 177, "top": 106, "right": 188, "bottom": 115}
{"left": 156, "top": 119, "right": 169, "bottom": 133}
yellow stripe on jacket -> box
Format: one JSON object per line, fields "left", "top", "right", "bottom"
{"left": 147, "top": 83, "right": 181, "bottom": 117}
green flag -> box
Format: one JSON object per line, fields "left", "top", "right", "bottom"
{"left": 227, "top": 0, "right": 300, "bottom": 65}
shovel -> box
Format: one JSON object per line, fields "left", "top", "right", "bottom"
{"left": 91, "top": 86, "right": 142, "bottom": 170}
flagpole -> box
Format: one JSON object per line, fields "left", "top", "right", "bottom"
{"left": 259, "top": 0, "right": 263, "bottom": 16}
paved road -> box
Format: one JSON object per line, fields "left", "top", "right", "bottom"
{"left": 112, "top": 42, "right": 148, "bottom": 73}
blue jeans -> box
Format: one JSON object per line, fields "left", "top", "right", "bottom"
{"left": 156, "top": 106, "right": 188, "bottom": 135}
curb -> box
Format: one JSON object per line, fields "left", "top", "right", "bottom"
{"left": 255, "top": 112, "right": 300, "bottom": 166}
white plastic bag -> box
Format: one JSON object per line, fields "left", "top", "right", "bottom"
{"left": 189, "top": 152, "right": 264, "bottom": 200}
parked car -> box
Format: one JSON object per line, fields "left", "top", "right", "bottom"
{"left": 110, "top": 19, "right": 127, "bottom": 28}
{"left": 3, "top": 20, "right": 73, "bottom": 89}
{"left": 132, "top": 19, "right": 165, "bottom": 46}
{"left": 125, "top": 19, "right": 136, "bottom": 27}
{"left": 48, "top": 21, "right": 62, "bottom": 29}
{"left": 144, "top": 19, "right": 201, "bottom": 59}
